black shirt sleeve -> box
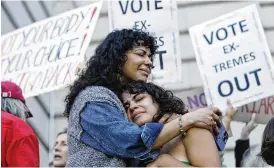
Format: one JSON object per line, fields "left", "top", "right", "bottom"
{"left": 235, "top": 139, "right": 250, "bottom": 167}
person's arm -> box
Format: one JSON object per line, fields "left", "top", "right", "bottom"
{"left": 151, "top": 107, "right": 222, "bottom": 150}
{"left": 80, "top": 102, "right": 164, "bottom": 160}
{"left": 7, "top": 135, "right": 40, "bottom": 167}
{"left": 80, "top": 102, "right": 221, "bottom": 160}
{"left": 182, "top": 128, "right": 221, "bottom": 167}
{"left": 235, "top": 113, "right": 257, "bottom": 167}
{"left": 222, "top": 100, "right": 238, "bottom": 137}
{"left": 235, "top": 139, "right": 250, "bottom": 167}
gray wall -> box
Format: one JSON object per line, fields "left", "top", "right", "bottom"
{"left": 1, "top": 0, "right": 273, "bottom": 166}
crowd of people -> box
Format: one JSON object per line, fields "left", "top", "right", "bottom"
{"left": 2, "top": 29, "right": 274, "bottom": 167}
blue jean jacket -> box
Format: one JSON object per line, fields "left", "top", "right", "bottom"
{"left": 80, "top": 102, "right": 164, "bottom": 165}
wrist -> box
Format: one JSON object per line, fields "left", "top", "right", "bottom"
{"left": 240, "top": 132, "right": 249, "bottom": 140}
{"left": 223, "top": 114, "right": 234, "bottom": 122}
{"left": 181, "top": 113, "right": 193, "bottom": 131}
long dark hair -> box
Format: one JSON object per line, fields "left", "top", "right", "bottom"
{"left": 261, "top": 117, "right": 274, "bottom": 166}
{"left": 64, "top": 29, "right": 157, "bottom": 117}
{"left": 121, "top": 80, "right": 188, "bottom": 121}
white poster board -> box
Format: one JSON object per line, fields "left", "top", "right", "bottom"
{"left": 189, "top": 4, "right": 274, "bottom": 111}
{"left": 1, "top": 2, "right": 102, "bottom": 98}
{"left": 175, "top": 87, "right": 274, "bottom": 124}
{"left": 108, "top": 0, "right": 182, "bottom": 84}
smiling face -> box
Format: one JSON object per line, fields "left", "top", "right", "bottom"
{"left": 121, "top": 91, "right": 159, "bottom": 126}
{"left": 53, "top": 133, "right": 68, "bottom": 167}
{"left": 122, "top": 46, "right": 152, "bottom": 82}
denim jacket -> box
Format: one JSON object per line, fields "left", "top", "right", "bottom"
{"left": 67, "top": 86, "right": 163, "bottom": 167}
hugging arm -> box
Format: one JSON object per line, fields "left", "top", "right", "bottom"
{"left": 80, "top": 101, "right": 221, "bottom": 161}
{"left": 183, "top": 128, "right": 221, "bottom": 167}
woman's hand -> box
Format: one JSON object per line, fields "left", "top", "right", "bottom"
{"left": 240, "top": 113, "right": 258, "bottom": 140}
{"left": 181, "top": 107, "right": 222, "bottom": 135}
{"left": 222, "top": 99, "right": 238, "bottom": 136}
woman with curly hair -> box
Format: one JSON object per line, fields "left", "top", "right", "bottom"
{"left": 121, "top": 80, "right": 224, "bottom": 167}
{"left": 64, "top": 29, "right": 222, "bottom": 167}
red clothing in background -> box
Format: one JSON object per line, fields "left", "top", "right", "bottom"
{"left": 1, "top": 111, "right": 39, "bottom": 167}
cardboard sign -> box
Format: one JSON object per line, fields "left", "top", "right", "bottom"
{"left": 189, "top": 4, "right": 274, "bottom": 111}
{"left": 108, "top": 0, "right": 182, "bottom": 84}
{"left": 175, "top": 87, "right": 274, "bottom": 124}
{"left": 1, "top": 2, "right": 102, "bottom": 98}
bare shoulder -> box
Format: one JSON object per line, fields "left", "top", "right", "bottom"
{"left": 183, "top": 127, "right": 221, "bottom": 167}
{"left": 186, "top": 127, "right": 214, "bottom": 139}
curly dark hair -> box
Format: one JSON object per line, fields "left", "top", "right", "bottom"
{"left": 64, "top": 29, "right": 158, "bottom": 117}
{"left": 260, "top": 117, "right": 274, "bottom": 166}
{"left": 121, "top": 80, "right": 188, "bottom": 122}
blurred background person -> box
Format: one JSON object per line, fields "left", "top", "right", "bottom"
{"left": 242, "top": 146, "right": 269, "bottom": 167}
{"left": 260, "top": 117, "right": 274, "bottom": 166}
{"left": 234, "top": 113, "right": 258, "bottom": 167}
{"left": 53, "top": 128, "right": 68, "bottom": 167}
{"left": 1, "top": 81, "right": 40, "bottom": 167}
{"left": 240, "top": 115, "right": 273, "bottom": 167}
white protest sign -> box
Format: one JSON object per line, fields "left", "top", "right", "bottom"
{"left": 189, "top": 4, "right": 274, "bottom": 111}
{"left": 174, "top": 87, "right": 274, "bottom": 124}
{"left": 1, "top": 2, "right": 102, "bottom": 98}
{"left": 108, "top": 0, "right": 182, "bottom": 84}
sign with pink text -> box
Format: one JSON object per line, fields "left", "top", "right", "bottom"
{"left": 175, "top": 87, "right": 274, "bottom": 124}
{"left": 189, "top": 4, "right": 274, "bottom": 112}
{"left": 1, "top": 2, "right": 102, "bottom": 98}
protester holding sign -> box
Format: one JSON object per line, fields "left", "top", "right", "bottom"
{"left": 121, "top": 80, "right": 222, "bottom": 167}
{"left": 64, "top": 29, "right": 222, "bottom": 167}
{"left": 239, "top": 116, "right": 274, "bottom": 167}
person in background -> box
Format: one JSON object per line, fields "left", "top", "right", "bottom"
{"left": 1, "top": 81, "right": 40, "bottom": 167}
{"left": 234, "top": 113, "right": 258, "bottom": 167}
{"left": 53, "top": 128, "right": 68, "bottom": 167}
{"left": 242, "top": 146, "right": 270, "bottom": 167}
{"left": 241, "top": 116, "right": 273, "bottom": 167}
{"left": 260, "top": 117, "right": 274, "bottom": 166}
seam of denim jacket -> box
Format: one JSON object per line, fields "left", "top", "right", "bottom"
{"left": 140, "top": 123, "right": 164, "bottom": 149}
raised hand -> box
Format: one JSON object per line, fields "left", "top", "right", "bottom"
{"left": 240, "top": 113, "right": 258, "bottom": 140}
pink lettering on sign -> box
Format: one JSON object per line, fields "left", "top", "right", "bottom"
{"left": 240, "top": 96, "right": 274, "bottom": 115}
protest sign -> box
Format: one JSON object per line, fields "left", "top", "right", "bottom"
{"left": 108, "top": 0, "right": 182, "bottom": 84}
{"left": 175, "top": 87, "right": 274, "bottom": 124}
{"left": 174, "top": 87, "right": 207, "bottom": 111}
{"left": 189, "top": 4, "right": 274, "bottom": 111}
{"left": 1, "top": 2, "right": 102, "bottom": 98}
